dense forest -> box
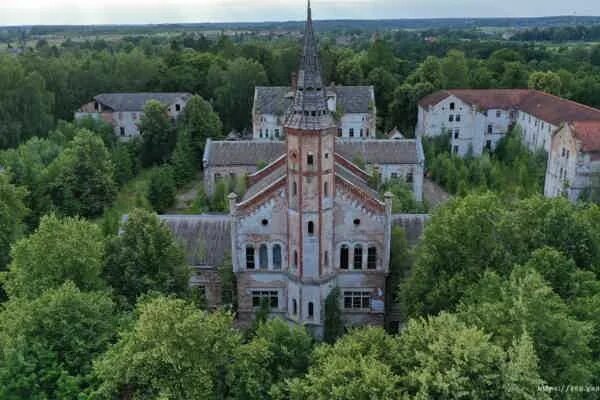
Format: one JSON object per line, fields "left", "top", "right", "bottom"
{"left": 2, "top": 20, "right": 600, "bottom": 399}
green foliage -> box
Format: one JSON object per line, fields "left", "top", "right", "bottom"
{"left": 218, "top": 253, "right": 237, "bottom": 310}
{"left": 92, "top": 296, "right": 241, "bottom": 400}
{"left": 180, "top": 95, "right": 223, "bottom": 160}
{"left": 171, "top": 129, "right": 197, "bottom": 187}
{"left": 110, "top": 141, "right": 139, "bottom": 187}
{"left": 103, "top": 208, "right": 189, "bottom": 308}
{"left": 427, "top": 128, "right": 547, "bottom": 198}
{"left": 3, "top": 214, "right": 106, "bottom": 299}
{"left": 459, "top": 267, "right": 594, "bottom": 386}
{"left": 147, "top": 165, "right": 177, "bottom": 213}
{"left": 323, "top": 287, "right": 344, "bottom": 344}
{"left": 0, "top": 174, "right": 28, "bottom": 272}
{"left": 0, "top": 283, "right": 117, "bottom": 400}
{"left": 139, "top": 100, "right": 176, "bottom": 166}
{"left": 381, "top": 179, "right": 427, "bottom": 213}
{"left": 41, "top": 129, "right": 117, "bottom": 218}
{"left": 528, "top": 70, "right": 562, "bottom": 95}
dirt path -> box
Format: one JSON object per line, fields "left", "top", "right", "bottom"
{"left": 423, "top": 178, "right": 451, "bottom": 209}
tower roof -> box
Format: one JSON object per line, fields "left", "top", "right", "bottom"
{"left": 284, "top": 0, "right": 336, "bottom": 131}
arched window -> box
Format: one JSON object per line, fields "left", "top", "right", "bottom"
{"left": 292, "top": 181, "right": 297, "bottom": 196}
{"left": 324, "top": 251, "right": 329, "bottom": 267}
{"left": 340, "top": 245, "right": 349, "bottom": 270}
{"left": 324, "top": 181, "right": 329, "bottom": 197}
{"left": 294, "top": 251, "right": 298, "bottom": 268}
{"left": 308, "top": 221, "right": 314, "bottom": 235}
{"left": 273, "top": 244, "right": 282, "bottom": 270}
{"left": 246, "top": 246, "right": 255, "bottom": 269}
{"left": 450, "top": 102, "right": 455, "bottom": 110}
{"left": 308, "top": 302, "right": 314, "bottom": 319}
{"left": 259, "top": 244, "right": 268, "bottom": 269}
{"left": 367, "top": 247, "right": 377, "bottom": 270}
{"left": 354, "top": 245, "right": 363, "bottom": 270}
{"left": 293, "top": 299, "right": 298, "bottom": 315}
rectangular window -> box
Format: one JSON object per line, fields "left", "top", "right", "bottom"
{"left": 354, "top": 246, "right": 363, "bottom": 269}
{"left": 251, "top": 290, "right": 279, "bottom": 308}
{"left": 343, "top": 291, "right": 371, "bottom": 310}
{"left": 176, "top": 104, "right": 181, "bottom": 112}
{"left": 349, "top": 128, "right": 354, "bottom": 137}
{"left": 487, "top": 125, "right": 493, "bottom": 134}
{"left": 456, "top": 114, "right": 461, "bottom": 122}
{"left": 120, "top": 127, "right": 125, "bottom": 136}
{"left": 454, "top": 129, "right": 459, "bottom": 139}
{"left": 337, "top": 128, "right": 343, "bottom": 137}
{"left": 275, "top": 129, "right": 280, "bottom": 138}
{"left": 496, "top": 110, "right": 501, "bottom": 118}
{"left": 391, "top": 172, "right": 398, "bottom": 180}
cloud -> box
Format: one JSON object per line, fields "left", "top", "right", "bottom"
{"left": 0, "top": 0, "right": 598, "bottom": 25}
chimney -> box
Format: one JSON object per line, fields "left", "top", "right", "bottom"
{"left": 291, "top": 72, "right": 297, "bottom": 90}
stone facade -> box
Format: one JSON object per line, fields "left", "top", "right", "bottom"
{"left": 545, "top": 121, "right": 600, "bottom": 202}
{"left": 417, "top": 89, "right": 600, "bottom": 157}
{"left": 252, "top": 85, "right": 376, "bottom": 140}
{"left": 75, "top": 92, "right": 191, "bottom": 140}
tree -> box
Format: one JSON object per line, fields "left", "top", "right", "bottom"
{"left": 147, "top": 165, "right": 177, "bottom": 213}
{"left": 171, "top": 129, "right": 197, "bottom": 187}
{"left": 0, "top": 174, "right": 28, "bottom": 272}
{"left": 3, "top": 214, "right": 106, "bottom": 299}
{"left": 214, "top": 57, "right": 268, "bottom": 132}
{"left": 441, "top": 50, "right": 469, "bottom": 89}
{"left": 400, "top": 193, "right": 512, "bottom": 317}
{"left": 323, "top": 287, "right": 344, "bottom": 344}
{"left": 103, "top": 208, "right": 190, "bottom": 307}
{"left": 396, "top": 312, "right": 546, "bottom": 399}
{"left": 500, "top": 61, "right": 529, "bottom": 88}
{"left": 528, "top": 71, "right": 562, "bottom": 95}
{"left": 139, "top": 100, "right": 176, "bottom": 166}
{"left": 111, "top": 141, "right": 139, "bottom": 187}
{"left": 287, "top": 329, "right": 401, "bottom": 400}
{"left": 180, "top": 95, "right": 223, "bottom": 161}
{"left": 41, "top": 129, "right": 116, "bottom": 218}
{"left": 388, "top": 82, "right": 435, "bottom": 135}
{"left": 92, "top": 296, "right": 241, "bottom": 400}
{"left": 228, "top": 318, "right": 313, "bottom": 400}
{"left": 0, "top": 283, "right": 117, "bottom": 400}
{"left": 459, "top": 267, "right": 594, "bottom": 386}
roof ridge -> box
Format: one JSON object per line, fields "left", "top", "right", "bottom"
{"left": 526, "top": 90, "right": 600, "bottom": 117}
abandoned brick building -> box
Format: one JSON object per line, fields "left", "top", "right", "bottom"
{"left": 160, "top": 2, "right": 427, "bottom": 336}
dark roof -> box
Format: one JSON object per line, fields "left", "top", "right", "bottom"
{"left": 419, "top": 89, "right": 600, "bottom": 126}
{"left": 203, "top": 139, "right": 285, "bottom": 167}
{"left": 255, "top": 86, "right": 374, "bottom": 115}
{"left": 336, "top": 139, "right": 423, "bottom": 165}
{"left": 333, "top": 86, "right": 374, "bottom": 114}
{"left": 95, "top": 93, "right": 192, "bottom": 111}
{"left": 336, "top": 163, "right": 380, "bottom": 199}
{"left": 159, "top": 214, "right": 231, "bottom": 267}
{"left": 204, "top": 139, "right": 423, "bottom": 168}
{"left": 242, "top": 164, "right": 286, "bottom": 202}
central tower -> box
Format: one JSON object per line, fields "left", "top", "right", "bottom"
{"left": 285, "top": 0, "right": 336, "bottom": 282}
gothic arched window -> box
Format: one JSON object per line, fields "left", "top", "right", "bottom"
{"left": 246, "top": 246, "right": 255, "bottom": 269}
{"left": 340, "top": 245, "right": 349, "bottom": 270}
{"left": 259, "top": 244, "right": 268, "bottom": 269}
{"left": 308, "top": 302, "right": 314, "bottom": 318}
{"left": 354, "top": 245, "right": 363, "bottom": 270}
{"left": 273, "top": 244, "right": 282, "bottom": 270}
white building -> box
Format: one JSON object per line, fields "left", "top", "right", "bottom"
{"left": 252, "top": 85, "right": 376, "bottom": 140}
{"left": 75, "top": 93, "right": 192, "bottom": 140}
{"left": 416, "top": 89, "right": 600, "bottom": 157}
{"left": 545, "top": 121, "right": 600, "bottom": 202}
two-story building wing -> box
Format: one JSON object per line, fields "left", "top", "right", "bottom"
{"left": 253, "top": 85, "right": 376, "bottom": 140}
{"left": 75, "top": 92, "right": 192, "bottom": 139}
{"left": 417, "top": 89, "right": 600, "bottom": 157}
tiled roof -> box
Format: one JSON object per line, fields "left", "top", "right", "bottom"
{"left": 419, "top": 89, "right": 600, "bottom": 126}
{"left": 242, "top": 164, "right": 287, "bottom": 202}
{"left": 570, "top": 121, "right": 600, "bottom": 153}
{"left": 94, "top": 92, "right": 192, "bottom": 111}
{"left": 203, "top": 139, "right": 423, "bottom": 168}
{"left": 336, "top": 162, "right": 380, "bottom": 199}
{"left": 255, "top": 85, "right": 374, "bottom": 115}
{"left": 159, "top": 214, "right": 231, "bottom": 268}
{"left": 203, "top": 139, "right": 285, "bottom": 167}
{"left": 335, "top": 139, "right": 422, "bottom": 165}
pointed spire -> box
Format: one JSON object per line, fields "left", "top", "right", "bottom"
{"left": 284, "top": 1, "right": 335, "bottom": 131}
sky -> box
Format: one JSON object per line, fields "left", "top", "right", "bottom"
{"left": 1, "top": 0, "right": 600, "bottom": 26}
